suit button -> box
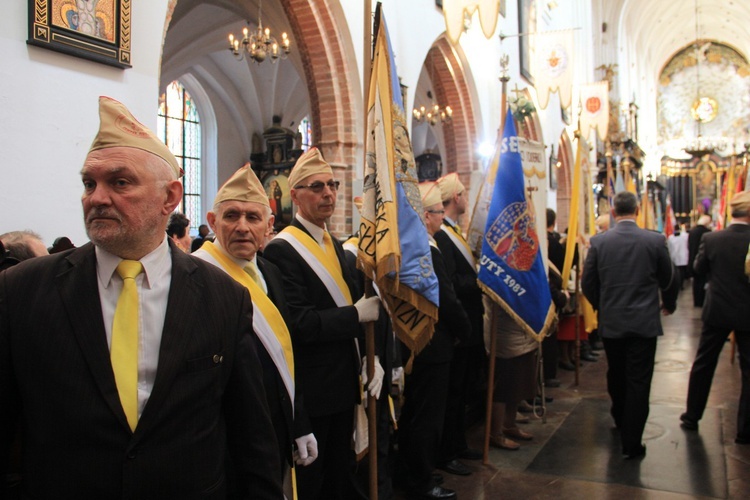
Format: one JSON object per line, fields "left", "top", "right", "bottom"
{"left": 127, "top": 452, "right": 136, "bottom": 459}
{"left": 213, "top": 354, "right": 224, "bottom": 364}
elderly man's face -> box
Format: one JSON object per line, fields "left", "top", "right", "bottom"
{"left": 81, "top": 147, "right": 181, "bottom": 259}
{"left": 208, "top": 201, "right": 274, "bottom": 261}
{"left": 290, "top": 173, "right": 338, "bottom": 227}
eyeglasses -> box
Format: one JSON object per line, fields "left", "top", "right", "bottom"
{"left": 294, "top": 180, "right": 340, "bottom": 193}
{"left": 426, "top": 209, "right": 445, "bottom": 215}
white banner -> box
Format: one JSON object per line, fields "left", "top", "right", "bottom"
{"left": 580, "top": 81, "right": 610, "bottom": 140}
{"left": 535, "top": 31, "right": 574, "bottom": 110}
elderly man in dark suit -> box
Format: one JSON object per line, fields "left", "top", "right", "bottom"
{"left": 680, "top": 191, "right": 750, "bottom": 444}
{"left": 193, "top": 164, "right": 317, "bottom": 494}
{"left": 263, "top": 147, "right": 382, "bottom": 499}
{"left": 582, "top": 191, "right": 675, "bottom": 459}
{"left": 0, "top": 97, "right": 282, "bottom": 499}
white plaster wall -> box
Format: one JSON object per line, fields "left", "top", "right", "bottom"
{"left": 0, "top": 1, "right": 172, "bottom": 247}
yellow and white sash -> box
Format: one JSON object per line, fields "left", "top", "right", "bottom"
{"left": 196, "top": 242, "right": 295, "bottom": 405}
{"left": 442, "top": 222, "right": 477, "bottom": 270}
{"left": 276, "top": 226, "right": 354, "bottom": 306}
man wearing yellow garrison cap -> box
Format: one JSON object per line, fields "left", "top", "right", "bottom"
{"left": 398, "top": 181, "right": 471, "bottom": 499}
{"left": 682, "top": 190, "right": 750, "bottom": 444}
{"left": 193, "top": 163, "right": 318, "bottom": 493}
{"left": 433, "top": 172, "right": 485, "bottom": 474}
{"left": 264, "top": 147, "right": 382, "bottom": 498}
{"left": 0, "top": 97, "right": 282, "bottom": 497}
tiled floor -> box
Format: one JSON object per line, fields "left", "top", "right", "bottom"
{"left": 393, "top": 286, "right": 750, "bottom": 499}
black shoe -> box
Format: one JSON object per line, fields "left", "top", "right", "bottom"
{"left": 623, "top": 444, "right": 646, "bottom": 459}
{"left": 458, "top": 448, "right": 483, "bottom": 460}
{"left": 735, "top": 436, "right": 750, "bottom": 445}
{"left": 590, "top": 340, "right": 604, "bottom": 350}
{"left": 580, "top": 353, "right": 598, "bottom": 362}
{"left": 419, "top": 486, "right": 457, "bottom": 499}
{"left": 680, "top": 413, "right": 699, "bottom": 430}
{"left": 558, "top": 361, "right": 575, "bottom": 371}
{"left": 431, "top": 472, "right": 444, "bottom": 485}
{"left": 545, "top": 378, "right": 561, "bottom": 388}
{"left": 437, "top": 459, "right": 471, "bottom": 476}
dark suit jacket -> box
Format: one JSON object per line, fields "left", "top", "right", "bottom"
{"left": 434, "top": 223, "right": 483, "bottom": 347}
{"left": 263, "top": 219, "right": 362, "bottom": 418}
{"left": 582, "top": 220, "right": 674, "bottom": 339}
{"left": 0, "top": 242, "right": 282, "bottom": 499}
{"left": 688, "top": 224, "right": 711, "bottom": 274}
{"left": 255, "top": 256, "right": 312, "bottom": 467}
{"left": 693, "top": 223, "right": 750, "bottom": 329}
{"left": 402, "top": 246, "right": 472, "bottom": 366}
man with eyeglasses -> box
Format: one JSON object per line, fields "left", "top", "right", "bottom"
{"left": 264, "top": 147, "right": 382, "bottom": 499}
{"left": 433, "top": 173, "right": 484, "bottom": 476}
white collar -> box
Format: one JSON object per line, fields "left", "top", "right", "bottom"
{"left": 295, "top": 213, "right": 327, "bottom": 245}
{"left": 96, "top": 237, "right": 170, "bottom": 290}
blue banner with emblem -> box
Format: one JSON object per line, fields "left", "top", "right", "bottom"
{"left": 478, "top": 110, "right": 555, "bottom": 341}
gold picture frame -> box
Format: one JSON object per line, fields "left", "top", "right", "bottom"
{"left": 27, "top": 0, "right": 131, "bottom": 69}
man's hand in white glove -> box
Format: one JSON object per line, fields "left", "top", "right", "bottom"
{"left": 294, "top": 433, "right": 318, "bottom": 466}
{"left": 361, "top": 355, "right": 385, "bottom": 399}
{"left": 354, "top": 295, "right": 380, "bottom": 323}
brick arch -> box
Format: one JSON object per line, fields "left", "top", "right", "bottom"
{"left": 428, "top": 37, "right": 478, "bottom": 191}
{"left": 555, "top": 131, "right": 575, "bottom": 232}
{"left": 279, "top": 0, "right": 359, "bottom": 236}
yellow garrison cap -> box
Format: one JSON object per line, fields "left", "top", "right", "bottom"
{"left": 288, "top": 147, "right": 332, "bottom": 189}
{"left": 419, "top": 181, "right": 442, "bottom": 208}
{"left": 88, "top": 96, "right": 182, "bottom": 178}
{"left": 730, "top": 190, "right": 750, "bottom": 215}
{"left": 213, "top": 163, "right": 269, "bottom": 207}
{"left": 436, "top": 172, "right": 465, "bottom": 202}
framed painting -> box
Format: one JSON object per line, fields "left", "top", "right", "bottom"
{"left": 518, "top": 0, "right": 537, "bottom": 85}
{"left": 27, "top": 0, "right": 132, "bottom": 69}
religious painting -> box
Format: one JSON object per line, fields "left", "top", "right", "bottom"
{"left": 518, "top": 0, "right": 537, "bottom": 85}
{"left": 27, "top": 0, "right": 132, "bottom": 68}
{"left": 694, "top": 159, "right": 718, "bottom": 215}
{"left": 261, "top": 170, "right": 293, "bottom": 230}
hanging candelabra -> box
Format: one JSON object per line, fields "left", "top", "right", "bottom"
{"left": 228, "top": 0, "right": 291, "bottom": 64}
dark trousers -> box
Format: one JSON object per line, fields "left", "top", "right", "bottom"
{"left": 542, "top": 333, "right": 558, "bottom": 380}
{"left": 692, "top": 274, "right": 707, "bottom": 307}
{"left": 398, "top": 362, "right": 450, "bottom": 493}
{"left": 603, "top": 337, "right": 657, "bottom": 454}
{"left": 685, "top": 326, "right": 750, "bottom": 440}
{"left": 439, "top": 347, "right": 470, "bottom": 462}
{"left": 296, "top": 408, "right": 355, "bottom": 500}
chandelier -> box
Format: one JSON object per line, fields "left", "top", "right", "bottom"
{"left": 413, "top": 91, "right": 453, "bottom": 126}
{"left": 227, "top": 0, "right": 290, "bottom": 64}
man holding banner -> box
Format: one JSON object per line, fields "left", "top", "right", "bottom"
{"left": 264, "top": 148, "right": 382, "bottom": 499}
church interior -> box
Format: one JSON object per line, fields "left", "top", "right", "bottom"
{"left": 2, "top": 0, "right": 750, "bottom": 498}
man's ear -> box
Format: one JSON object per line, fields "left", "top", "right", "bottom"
{"left": 163, "top": 180, "right": 183, "bottom": 215}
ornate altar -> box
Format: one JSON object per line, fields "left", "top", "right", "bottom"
{"left": 250, "top": 116, "right": 304, "bottom": 231}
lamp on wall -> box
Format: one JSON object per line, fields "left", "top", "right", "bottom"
{"left": 228, "top": 0, "right": 291, "bottom": 64}
{"left": 413, "top": 91, "right": 453, "bottom": 126}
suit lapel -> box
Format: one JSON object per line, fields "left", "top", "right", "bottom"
{"left": 56, "top": 243, "right": 131, "bottom": 431}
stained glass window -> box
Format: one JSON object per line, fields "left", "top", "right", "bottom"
{"left": 298, "top": 116, "right": 312, "bottom": 151}
{"left": 158, "top": 81, "right": 201, "bottom": 231}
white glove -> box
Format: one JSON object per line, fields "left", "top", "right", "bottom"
{"left": 392, "top": 367, "right": 404, "bottom": 395}
{"left": 361, "top": 355, "right": 385, "bottom": 399}
{"left": 354, "top": 295, "right": 380, "bottom": 323}
{"left": 294, "top": 433, "right": 318, "bottom": 466}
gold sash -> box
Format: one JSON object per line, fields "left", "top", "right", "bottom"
{"left": 200, "top": 242, "right": 295, "bottom": 390}
{"left": 280, "top": 226, "right": 353, "bottom": 305}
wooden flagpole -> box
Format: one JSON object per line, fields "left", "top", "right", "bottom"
{"left": 362, "top": 2, "right": 378, "bottom": 499}
{"left": 482, "top": 54, "right": 510, "bottom": 465}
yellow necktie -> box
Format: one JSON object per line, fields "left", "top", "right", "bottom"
{"left": 322, "top": 231, "right": 343, "bottom": 275}
{"left": 111, "top": 260, "right": 143, "bottom": 432}
{"left": 244, "top": 261, "right": 267, "bottom": 294}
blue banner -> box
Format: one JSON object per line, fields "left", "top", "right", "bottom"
{"left": 478, "top": 111, "right": 554, "bottom": 339}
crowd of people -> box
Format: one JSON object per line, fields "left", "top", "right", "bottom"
{"left": 2, "top": 97, "right": 750, "bottom": 499}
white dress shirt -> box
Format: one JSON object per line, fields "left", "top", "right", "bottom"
{"left": 95, "top": 237, "right": 172, "bottom": 419}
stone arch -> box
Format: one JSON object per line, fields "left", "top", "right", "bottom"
{"left": 428, "top": 37, "right": 479, "bottom": 192}
{"left": 555, "top": 130, "right": 575, "bottom": 232}
{"left": 279, "top": 0, "right": 360, "bottom": 235}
